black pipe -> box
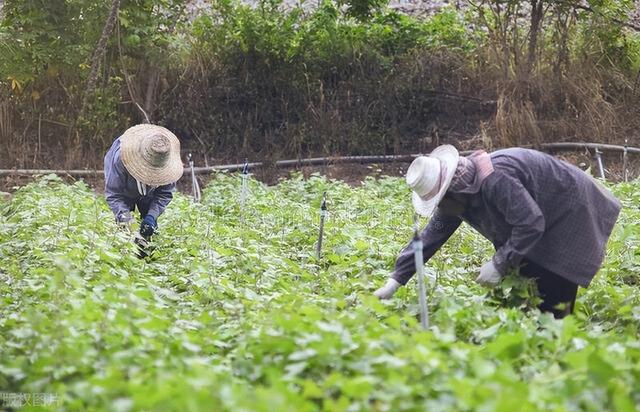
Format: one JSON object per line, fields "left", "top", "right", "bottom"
{"left": 0, "top": 142, "right": 637, "bottom": 176}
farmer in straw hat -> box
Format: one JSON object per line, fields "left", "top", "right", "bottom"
{"left": 104, "top": 124, "right": 183, "bottom": 251}
{"left": 374, "top": 145, "right": 622, "bottom": 318}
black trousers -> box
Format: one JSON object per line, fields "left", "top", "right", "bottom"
{"left": 131, "top": 196, "right": 152, "bottom": 218}
{"left": 519, "top": 260, "right": 579, "bottom": 319}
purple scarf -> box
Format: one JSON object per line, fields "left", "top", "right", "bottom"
{"left": 449, "top": 150, "right": 494, "bottom": 194}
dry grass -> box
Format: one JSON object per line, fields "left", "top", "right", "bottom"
{"left": 495, "top": 92, "right": 543, "bottom": 147}
{"left": 485, "top": 60, "right": 637, "bottom": 149}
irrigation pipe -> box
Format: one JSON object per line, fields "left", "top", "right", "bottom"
{"left": 0, "top": 142, "right": 638, "bottom": 177}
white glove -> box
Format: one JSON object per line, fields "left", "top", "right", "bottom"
{"left": 374, "top": 278, "right": 402, "bottom": 299}
{"left": 475, "top": 260, "right": 502, "bottom": 287}
{"left": 117, "top": 212, "right": 134, "bottom": 231}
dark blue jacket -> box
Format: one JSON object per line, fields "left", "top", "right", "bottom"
{"left": 104, "top": 137, "right": 175, "bottom": 222}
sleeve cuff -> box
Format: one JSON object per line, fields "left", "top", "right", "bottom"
{"left": 390, "top": 272, "right": 409, "bottom": 286}
{"left": 146, "top": 208, "right": 161, "bottom": 220}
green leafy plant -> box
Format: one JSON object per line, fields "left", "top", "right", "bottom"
{"left": 0, "top": 174, "right": 638, "bottom": 411}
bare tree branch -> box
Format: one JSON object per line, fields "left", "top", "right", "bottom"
{"left": 116, "top": 20, "right": 150, "bottom": 123}
{"left": 141, "top": 4, "right": 186, "bottom": 123}
{"left": 79, "top": 0, "right": 121, "bottom": 118}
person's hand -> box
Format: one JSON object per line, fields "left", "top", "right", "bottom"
{"left": 475, "top": 260, "right": 502, "bottom": 287}
{"left": 374, "top": 278, "right": 402, "bottom": 299}
{"left": 117, "top": 212, "right": 134, "bottom": 231}
{"left": 140, "top": 215, "right": 157, "bottom": 239}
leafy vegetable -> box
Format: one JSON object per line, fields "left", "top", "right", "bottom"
{"left": 0, "top": 174, "right": 638, "bottom": 411}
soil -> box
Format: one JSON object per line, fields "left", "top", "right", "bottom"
{"left": 0, "top": 161, "right": 409, "bottom": 195}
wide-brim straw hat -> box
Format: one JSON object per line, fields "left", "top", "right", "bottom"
{"left": 120, "top": 124, "right": 183, "bottom": 186}
{"left": 406, "top": 145, "right": 459, "bottom": 217}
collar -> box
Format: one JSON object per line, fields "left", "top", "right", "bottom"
{"left": 449, "top": 150, "right": 494, "bottom": 195}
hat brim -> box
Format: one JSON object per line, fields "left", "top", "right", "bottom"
{"left": 411, "top": 145, "right": 459, "bottom": 217}
{"left": 120, "top": 124, "right": 184, "bottom": 186}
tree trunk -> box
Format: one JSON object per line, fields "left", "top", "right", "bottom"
{"left": 553, "top": 8, "right": 571, "bottom": 84}
{"left": 527, "top": 0, "right": 545, "bottom": 75}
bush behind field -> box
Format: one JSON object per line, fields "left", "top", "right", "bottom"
{"left": 1, "top": 0, "right": 640, "bottom": 168}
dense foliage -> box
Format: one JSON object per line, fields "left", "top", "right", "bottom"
{"left": 1, "top": 0, "right": 640, "bottom": 168}
{"left": 1, "top": 174, "right": 639, "bottom": 411}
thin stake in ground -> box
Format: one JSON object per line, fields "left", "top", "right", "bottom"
{"left": 623, "top": 138, "right": 628, "bottom": 182}
{"left": 316, "top": 191, "right": 327, "bottom": 260}
{"left": 413, "top": 214, "right": 429, "bottom": 330}
{"left": 240, "top": 158, "right": 249, "bottom": 208}
{"left": 188, "top": 153, "right": 201, "bottom": 203}
{"left": 595, "top": 147, "right": 606, "bottom": 180}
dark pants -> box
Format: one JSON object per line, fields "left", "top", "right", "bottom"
{"left": 519, "top": 260, "right": 578, "bottom": 319}
{"left": 132, "top": 196, "right": 152, "bottom": 219}
{"left": 131, "top": 196, "right": 154, "bottom": 258}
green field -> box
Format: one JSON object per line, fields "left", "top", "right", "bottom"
{"left": 1, "top": 174, "right": 639, "bottom": 411}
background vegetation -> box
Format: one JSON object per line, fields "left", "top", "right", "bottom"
{"left": 1, "top": 0, "right": 639, "bottom": 168}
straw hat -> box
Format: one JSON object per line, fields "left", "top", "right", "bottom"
{"left": 120, "top": 124, "right": 183, "bottom": 186}
{"left": 406, "top": 145, "right": 459, "bottom": 217}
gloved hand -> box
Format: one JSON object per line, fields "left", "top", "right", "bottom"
{"left": 373, "top": 278, "right": 402, "bottom": 299}
{"left": 140, "top": 215, "right": 157, "bottom": 239}
{"left": 475, "top": 260, "right": 502, "bottom": 287}
{"left": 117, "top": 212, "right": 134, "bottom": 231}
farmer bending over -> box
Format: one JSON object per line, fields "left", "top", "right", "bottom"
{"left": 374, "top": 145, "right": 621, "bottom": 318}
{"left": 104, "top": 124, "right": 183, "bottom": 254}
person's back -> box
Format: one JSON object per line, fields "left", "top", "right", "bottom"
{"left": 375, "top": 145, "right": 621, "bottom": 318}
{"left": 103, "top": 124, "right": 183, "bottom": 257}
{"left": 486, "top": 148, "right": 621, "bottom": 286}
